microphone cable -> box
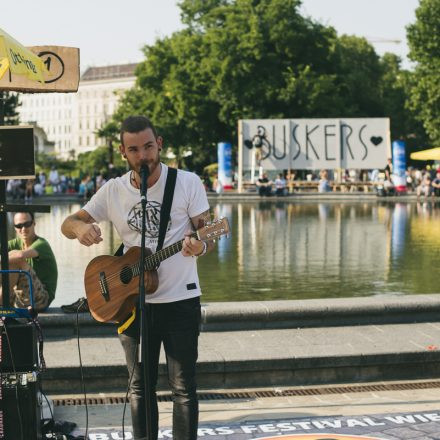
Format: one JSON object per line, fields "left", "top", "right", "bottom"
{"left": 39, "top": 381, "right": 57, "bottom": 439}
{"left": 72, "top": 296, "right": 138, "bottom": 440}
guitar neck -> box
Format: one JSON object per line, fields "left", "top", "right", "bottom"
{"left": 144, "top": 232, "right": 198, "bottom": 270}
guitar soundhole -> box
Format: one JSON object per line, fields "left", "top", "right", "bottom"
{"left": 120, "top": 266, "right": 133, "bottom": 284}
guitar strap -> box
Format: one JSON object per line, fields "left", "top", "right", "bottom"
{"left": 157, "top": 166, "right": 177, "bottom": 252}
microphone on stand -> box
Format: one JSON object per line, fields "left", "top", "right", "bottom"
{"left": 140, "top": 163, "right": 150, "bottom": 200}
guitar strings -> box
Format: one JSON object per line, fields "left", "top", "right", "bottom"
{"left": 98, "top": 238, "right": 187, "bottom": 290}
{"left": 96, "top": 223, "right": 224, "bottom": 291}
{"left": 103, "top": 242, "right": 182, "bottom": 288}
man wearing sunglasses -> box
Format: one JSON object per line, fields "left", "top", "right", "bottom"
{"left": 0, "top": 211, "right": 58, "bottom": 311}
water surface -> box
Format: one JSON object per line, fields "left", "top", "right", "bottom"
{"left": 6, "top": 201, "right": 440, "bottom": 306}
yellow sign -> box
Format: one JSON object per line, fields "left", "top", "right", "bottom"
{"left": 410, "top": 147, "right": 440, "bottom": 161}
{"left": 0, "top": 28, "right": 48, "bottom": 82}
{"left": 0, "top": 45, "right": 80, "bottom": 93}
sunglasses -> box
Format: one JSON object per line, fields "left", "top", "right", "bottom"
{"left": 14, "top": 220, "right": 34, "bottom": 229}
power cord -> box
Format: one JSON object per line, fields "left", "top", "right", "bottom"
{"left": 122, "top": 343, "right": 138, "bottom": 440}
{"left": 75, "top": 298, "right": 89, "bottom": 440}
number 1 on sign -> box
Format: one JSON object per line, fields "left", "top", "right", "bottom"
{"left": 44, "top": 57, "right": 51, "bottom": 71}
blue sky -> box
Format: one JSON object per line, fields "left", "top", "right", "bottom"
{"left": 2, "top": 0, "right": 419, "bottom": 70}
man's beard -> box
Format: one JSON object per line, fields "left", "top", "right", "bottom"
{"left": 127, "top": 153, "right": 160, "bottom": 175}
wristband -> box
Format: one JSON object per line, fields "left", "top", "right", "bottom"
{"left": 195, "top": 241, "right": 207, "bottom": 257}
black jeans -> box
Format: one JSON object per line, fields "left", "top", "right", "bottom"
{"left": 119, "top": 296, "right": 201, "bottom": 440}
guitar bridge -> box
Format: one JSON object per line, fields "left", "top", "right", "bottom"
{"left": 99, "top": 271, "right": 110, "bottom": 302}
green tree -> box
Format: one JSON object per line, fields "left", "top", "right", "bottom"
{"left": 76, "top": 146, "right": 126, "bottom": 177}
{"left": 332, "top": 35, "right": 383, "bottom": 116}
{"left": 0, "top": 92, "right": 20, "bottom": 125}
{"left": 36, "top": 153, "right": 76, "bottom": 177}
{"left": 108, "top": 0, "right": 422, "bottom": 171}
{"left": 379, "top": 53, "right": 428, "bottom": 147}
{"left": 96, "top": 120, "right": 120, "bottom": 166}
{"left": 407, "top": 0, "right": 440, "bottom": 145}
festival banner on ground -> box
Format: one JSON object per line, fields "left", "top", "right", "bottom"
{"left": 80, "top": 411, "right": 440, "bottom": 439}
{"left": 240, "top": 118, "right": 390, "bottom": 171}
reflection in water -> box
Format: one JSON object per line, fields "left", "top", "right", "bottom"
{"left": 198, "top": 201, "right": 440, "bottom": 302}
{"left": 5, "top": 201, "right": 440, "bottom": 306}
{"left": 391, "top": 203, "right": 408, "bottom": 261}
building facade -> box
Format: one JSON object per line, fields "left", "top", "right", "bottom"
{"left": 18, "top": 63, "right": 137, "bottom": 159}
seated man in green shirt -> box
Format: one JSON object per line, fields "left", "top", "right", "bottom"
{"left": 0, "top": 212, "right": 58, "bottom": 311}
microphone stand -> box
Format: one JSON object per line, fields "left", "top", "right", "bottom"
{"left": 138, "top": 164, "right": 154, "bottom": 440}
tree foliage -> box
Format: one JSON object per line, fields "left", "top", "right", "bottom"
{"left": 104, "top": 0, "right": 425, "bottom": 172}
{"left": 35, "top": 153, "right": 77, "bottom": 177}
{"left": 407, "top": 0, "right": 440, "bottom": 145}
{"left": 1, "top": 92, "right": 20, "bottom": 125}
{"left": 76, "top": 146, "right": 126, "bottom": 177}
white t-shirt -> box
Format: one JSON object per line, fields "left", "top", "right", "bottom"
{"left": 83, "top": 164, "right": 209, "bottom": 303}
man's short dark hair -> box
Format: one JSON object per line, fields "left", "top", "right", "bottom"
{"left": 15, "top": 212, "right": 34, "bottom": 221}
{"left": 120, "top": 116, "right": 158, "bottom": 146}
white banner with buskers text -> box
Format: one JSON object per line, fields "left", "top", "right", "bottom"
{"left": 241, "top": 118, "right": 390, "bottom": 170}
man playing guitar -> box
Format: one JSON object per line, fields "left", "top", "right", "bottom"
{"left": 61, "top": 115, "right": 214, "bottom": 440}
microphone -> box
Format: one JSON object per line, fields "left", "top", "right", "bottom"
{"left": 140, "top": 163, "right": 150, "bottom": 198}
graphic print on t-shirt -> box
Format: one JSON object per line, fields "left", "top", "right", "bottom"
{"left": 127, "top": 200, "right": 171, "bottom": 239}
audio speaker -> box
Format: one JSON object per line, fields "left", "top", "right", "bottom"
{"left": 0, "top": 321, "right": 38, "bottom": 372}
{"left": 0, "top": 371, "right": 42, "bottom": 440}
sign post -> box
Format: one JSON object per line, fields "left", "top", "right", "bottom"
{"left": 218, "top": 141, "right": 233, "bottom": 190}
{"left": 392, "top": 140, "right": 407, "bottom": 193}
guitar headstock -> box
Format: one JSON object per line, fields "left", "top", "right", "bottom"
{"left": 197, "top": 217, "right": 230, "bottom": 242}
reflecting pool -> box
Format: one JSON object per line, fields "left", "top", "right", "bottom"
{"left": 6, "top": 201, "right": 440, "bottom": 307}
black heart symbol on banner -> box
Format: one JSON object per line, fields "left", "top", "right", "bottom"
{"left": 244, "top": 139, "right": 253, "bottom": 149}
{"left": 370, "top": 136, "right": 383, "bottom": 146}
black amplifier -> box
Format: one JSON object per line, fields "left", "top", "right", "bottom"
{"left": 0, "top": 321, "right": 38, "bottom": 372}
{"left": 0, "top": 371, "right": 42, "bottom": 440}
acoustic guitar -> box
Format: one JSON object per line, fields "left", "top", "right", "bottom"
{"left": 84, "top": 217, "right": 230, "bottom": 323}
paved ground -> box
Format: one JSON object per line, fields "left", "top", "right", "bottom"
{"left": 7, "top": 296, "right": 440, "bottom": 438}
{"left": 41, "top": 321, "right": 440, "bottom": 392}
{"left": 49, "top": 380, "right": 440, "bottom": 439}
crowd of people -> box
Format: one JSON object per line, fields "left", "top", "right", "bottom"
{"left": 6, "top": 168, "right": 113, "bottom": 202}
{"left": 250, "top": 164, "right": 440, "bottom": 198}
{"left": 5, "top": 161, "right": 440, "bottom": 202}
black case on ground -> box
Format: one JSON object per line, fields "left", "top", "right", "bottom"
{"left": 0, "top": 321, "right": 38, "bottom": 372}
